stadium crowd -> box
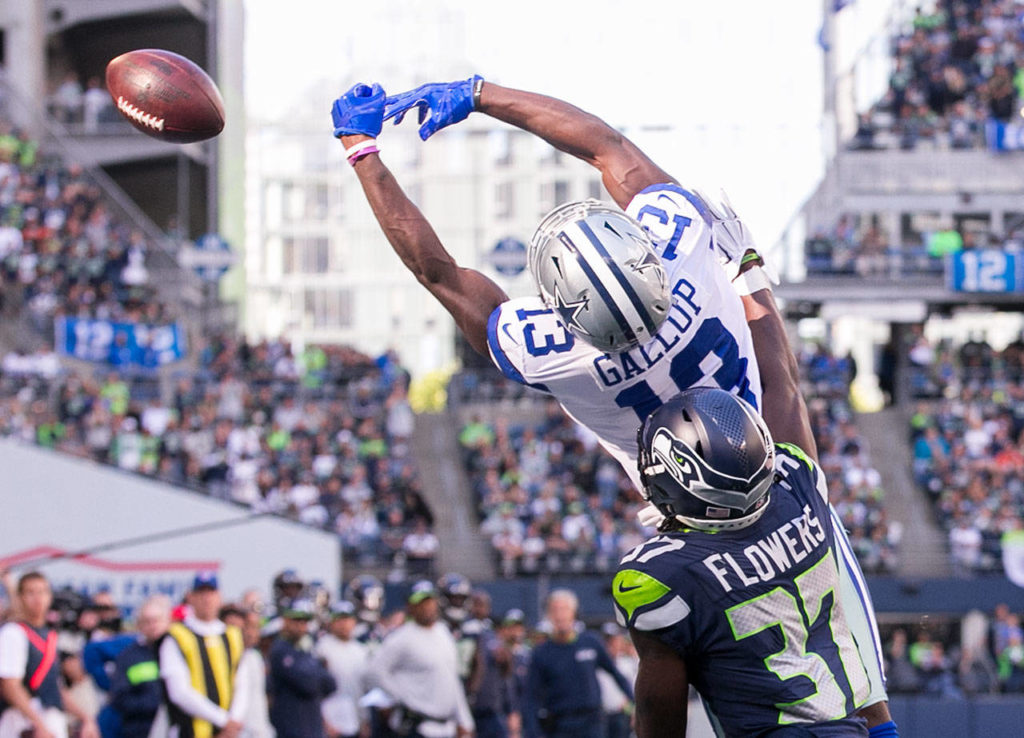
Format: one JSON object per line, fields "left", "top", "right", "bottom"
{"left": 907, "top": 331, "right": 1024, "bottom": 574}
{"left": 0, "top": 119, "right": 169, "bottom": 336}
{"left": 0, "top": 569, "right": 641, "bottom": 738}
{"left": 882, "top": 603, "right": 1024, "bottom": 697}
{"left": 457, "top": 344, "right": 900, "bottom": 577}
{"left": 0, "top": 338, "right": 433, "bottom": 570}
{"left": 801, "top": 344, "right": 902, "bottom": 573}
{"left": 849, "top": 0, "right": 1023, "bottom": 152}
{"left": 805, "top": 0, "right": 1024, "bottom": 277}
{"left": 0, "top": 112, "right": 437, "bottom": 572}
{"left": 459, "top": 399, "right": 649, "bottom": 578}
{"left": 803, "top": 215, "right": 1024, "bottom": 278}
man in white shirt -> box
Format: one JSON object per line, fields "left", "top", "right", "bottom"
{"left": 0, "top": 572, "right": 98, "bottom": 738}
{"left": 402, "top": 521, "right": 440, "bottom": 578}
{"left": 595, "top": 625, "right": 637, "bottom": 738}
{"left": 950, "top": 516, "right": 983, "bottom": 575}
{"left": 314, "top": 602, "right": 369, "bottom": 738}
{"left": 158, "top": 573, "right": 251, "bottom": 738}
{"left": 368, "top": 582, "right": 473, "bottom": 738}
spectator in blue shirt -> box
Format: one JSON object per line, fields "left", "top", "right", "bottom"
{"left": 267, "top": 599, "right": 336, "bottom": 738}
{"left": 523, "top": 591, "right": 632, "bottom": 738}
{"left": 106, "top": 596, "right": 171, "bottom": 738}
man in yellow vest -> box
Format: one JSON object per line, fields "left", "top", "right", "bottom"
{"left": 158, "top": 573, "right": 249, "bottom": 738}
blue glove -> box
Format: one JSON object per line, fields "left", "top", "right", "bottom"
{"left": 331, "top": 83, "right": 385, "bottom": 138}
{"left": 383, "top": 75, "right": 481, "bottom": 141}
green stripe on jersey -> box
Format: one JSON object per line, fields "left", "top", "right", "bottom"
{"left": 612, "top": 569, "right": 670, "bottom": 621}
{"left": 777, "top": 442, "right": 813, "bottom": 471}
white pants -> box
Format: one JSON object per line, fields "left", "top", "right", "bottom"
{"left": 0, "top": 701, "right": 68, "bottom": 738}
{"left": 831, "top": 505, "right": 889, "bottom": 708}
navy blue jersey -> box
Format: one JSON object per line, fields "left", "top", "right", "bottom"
{"left": 613, "top": 444, "right": 870, "bottom": 737}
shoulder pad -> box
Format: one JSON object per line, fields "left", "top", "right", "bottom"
{"left": 774, "top": 443, "right": 828, "bottom": 502}
{"left": 613, "top": 535, "right": 692, "bottom": 631}
{"left": 775, "top": 442, "right": 814, "bottom": 471}
{"left": 626, "top": 184, "right": 714, "bottom": 262}
{"left": 486, "top": 297, "right": 567, "bottom": 392}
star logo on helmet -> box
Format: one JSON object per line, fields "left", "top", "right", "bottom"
{"left": 552, "top": 284, "right": 589, "bottom": 332}
{"left": 630, "top": 250, "right": 662, "bottom": 276}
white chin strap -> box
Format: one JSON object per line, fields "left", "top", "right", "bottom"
{"left": 678, "top": 497, "right": 770, "bottom": 532}
{"left": 635, "top": 498, "right": 771, "bottom": 532}
{"left": 636, "top": 503, "right": 665, "bottom": 528}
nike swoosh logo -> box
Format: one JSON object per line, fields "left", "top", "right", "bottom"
{"left": 501, "top": 323, "right": 519, "bottom": 345}
{"left": 618, "top": 583, "right": 642, "bottom": 593}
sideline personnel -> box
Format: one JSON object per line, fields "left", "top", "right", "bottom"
{"left": 523, "top": 591, "right": 631, "bottom": 738}
{"left": 158, "top": 572, "right": 250, "bottom": 738}
{"left": 107, "top": 596, "right": 172, "bottom": 738}
{"left": 0, "top": 572, "right": 99, "bottom": 738}
{"left": 268, "top": 599, "right": 336, "bottom": 738}
{"left": 368, "top": 581, "right": 473, "bottom": 738}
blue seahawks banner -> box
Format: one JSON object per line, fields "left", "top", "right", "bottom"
{"left": 985, "top": 119, "right": 1024, "bottom": 151}
{"left": 56, "top": 317, "right": 187, "bottom": 368}
{"left": 947, "top": 250, "right": 1024, "bottom": 293}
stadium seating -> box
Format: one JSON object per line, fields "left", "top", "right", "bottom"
{"left": 457, "top": 343, "right": 899, "bottom": 577}
{"left": 0, "top": 119, "right": 433, "bottom": 568}
{"left": 806, "top": 0, "right": 1024, "bottom": 277}
{"left": 0, "top": 120, "right": 172, "bottom": 343}
{"left": 848, "top": 1, "right": 1023, "bottom": 152}
{"left": 908, "top": 334, "right": 1024, "bottom": 573}
{"left": 800, "top": 344, "right": 901, "bottom": 573}
{"left": 0, "top": 337, "right": 430, "bottom": 567}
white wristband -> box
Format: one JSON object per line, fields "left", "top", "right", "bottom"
{"left": 344, "top": 139, "right": 378, "bottom": 160}
{"left": 732, "top": 265, "right": 772, "bottom": 296}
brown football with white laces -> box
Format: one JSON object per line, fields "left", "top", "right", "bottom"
{"left": 105, "top": 49, "right": 225, "bottom": 143}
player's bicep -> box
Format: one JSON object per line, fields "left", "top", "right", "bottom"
{"left": 431, "top": 267, "right": 507, "bottom": 357}
{"left": 631, "top": 629, "right": 689, "bottom": 738}
{"left": 744, "top": 290, "right": 817, "bottom": 461}
{"left": 594, "top": 141, "right": 676, "bottom": 210}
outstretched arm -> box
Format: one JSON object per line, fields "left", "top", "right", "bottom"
{"left": 341, "top": 140, "right": 506, "bottom": 355}
{"left": 476, "top": 83, "right": 673, "bottom": 208}
{"left": 740, "top": 284, "right": 817, "bottom": 462}
{"left": 384, "top": 78, "right": 672, "bottom": 208}
{"left": 335, "top": 83, "right": 507, "bottom": 356}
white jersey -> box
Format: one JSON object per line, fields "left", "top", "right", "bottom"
{"left": 487, "top": 183, "right": 761, "bottom": 490}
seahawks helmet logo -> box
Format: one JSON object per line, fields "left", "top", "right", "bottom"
{"left": 649, "top": 429, "right": 702, "bottom": 489}
{"left": 648, "top": 427, "right": 772, "bottom": 512}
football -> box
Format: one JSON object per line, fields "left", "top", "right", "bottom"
{"left": 105, "top": 49, "right": 225, "bottom": 143}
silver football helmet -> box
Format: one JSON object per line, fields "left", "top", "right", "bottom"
{"left": 529, "top": 200, "right": 669, "bottom": 353}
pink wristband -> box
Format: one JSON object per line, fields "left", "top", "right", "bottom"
{"left": 345, "top": 139, "right": 379, "bottom": 166}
